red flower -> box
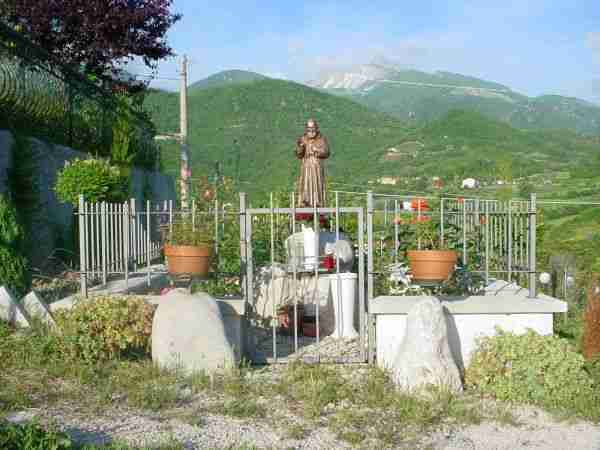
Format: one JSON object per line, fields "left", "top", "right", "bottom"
{"left": 479, "top": 216, "right": 487, "bottom": 225}
{"left": 457, "top": 197, "right": 465, "bottom": 204}
{"left": 411, "top": 215, "right": 431, "bottom": 224}
{"left": 295, "top": 213, "right": 329, "bottom": 227}
{"left": 410, "top": 198, "right": 429, "bottom": 211}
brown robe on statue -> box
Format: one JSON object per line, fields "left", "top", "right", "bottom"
{"left": 295, "top": 131, "right": 330, "bottom": 207}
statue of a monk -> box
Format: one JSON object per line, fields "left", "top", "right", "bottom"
{"left": 295, "top": 119, "right": 330, "bottom": 207}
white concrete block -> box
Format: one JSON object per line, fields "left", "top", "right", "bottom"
{"left": 376, "top": 312, "right": 553, "bottom": 372}
{"left": 373, "top": 289, "right": 563, "bottom": 373}
{"left": 22, "top": 291, "right": 56, "bottom": 327}
{"left": 0, "top": 286, "right": 30, "bottom": 327}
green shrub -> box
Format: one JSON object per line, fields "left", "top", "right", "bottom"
{"left": 54, "top": 158, "right": 129, "bottom": 206}
{"left": 465, "top": 329, "right": 595, "bottom": 410}
{"left": 53, "top": 296, "right": 156, "bottom": 363}
{"left": 0, "top": 196, "right": 29, "bottom": 296}
{"left": 584, "top": 357, "right": 600, "bottom": 386}
{"left": 0, "top": 420, "right": 73, "bottom": 450}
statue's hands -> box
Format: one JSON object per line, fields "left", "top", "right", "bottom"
{"left": 296, "top": 137, "right": 305, "bottom": 148}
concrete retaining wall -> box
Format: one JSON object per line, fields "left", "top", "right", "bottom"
{"left": 0, "top": 129, "right": 176, "bottom": 270}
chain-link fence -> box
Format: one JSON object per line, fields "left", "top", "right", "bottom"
{"left": 0, "top": 21, "right": 158, "bottom": 168}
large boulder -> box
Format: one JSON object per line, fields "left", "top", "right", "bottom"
{"left": 392, "top": 297, "right": 462, "bottom": 394}
{"left": 22, "top": 291, "right": 55, "bottom": 327}
{"left": 0, "top": 286, "right": 30, "bottom": 327}
{"left": 152, "top": 289, "right": 236, "bottom": 374}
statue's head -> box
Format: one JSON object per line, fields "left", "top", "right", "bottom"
{"left": 305, "top": 119, "right": 319, "bottom": 139}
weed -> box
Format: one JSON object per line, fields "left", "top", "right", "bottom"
{"left": 221, "top": 397, "right": 266, "bottom": 419}
{"left": 283, "top": 422, "right": 306, "bottom": 440}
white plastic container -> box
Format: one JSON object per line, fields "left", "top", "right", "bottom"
{"left": 329, "top": 273, "right": 358, "bottom": 339}
{"left": 302, "top": 225, "right": 318, "bottom": 270}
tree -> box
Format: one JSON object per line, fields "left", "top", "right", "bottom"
{"left": 2, "top": 0, "right": 181, "bottom": 81}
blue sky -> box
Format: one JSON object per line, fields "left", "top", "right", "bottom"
{"left": 131, "top": 1, "right": 600, "bottom": 102}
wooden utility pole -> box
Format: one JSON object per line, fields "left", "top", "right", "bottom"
{"left": 180, "top": 54, "right": 190, "bottom": 210}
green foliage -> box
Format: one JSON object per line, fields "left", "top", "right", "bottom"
{"left": 54, "top": 158, "right": 129, "bottom": 206}
{"left": 167, "top": 220, "right": 213, "bottom": 246}
{"left": 0, "top": 420, "right": 72, "bottom": 450}
{"left": 53, "top": 296, "right": 156, "bottom": 363}
{"left": 110, "top": 96, "right": 136, "bottom": 167}
{"left": 466, "top": 329, "right": 599, "bottom": 413}
{"left": 0, "top": 196, "right": 29, "bottom": 296}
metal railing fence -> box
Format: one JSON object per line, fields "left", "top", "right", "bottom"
{"left": 77, "top": 191, "right": 538, "bottom": 364}
{"left": 77, "top": 195, "right": 240, "bottom": 297}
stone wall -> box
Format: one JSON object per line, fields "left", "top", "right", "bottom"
{"left": 0, "top": 129, "right": 176, "bottom": 270}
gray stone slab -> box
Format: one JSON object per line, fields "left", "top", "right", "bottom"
{"left": 484, "top": 279, "right": 529, "bottom": 296}
{"left": 49, "top": 267, "right": 169, "bottom": 312}
{"left": 0, "top": 286, "right": 30, "bottom": 327}
{"left": 370, "top": 293, "right": 567, "bottom": 315}
{"left": 22, "top": 291, "right": 55, "bottom": 326}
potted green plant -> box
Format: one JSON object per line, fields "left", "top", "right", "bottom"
{"left": 164, "top": 220, "right": 214, "bottom": 277}
{"left": 396, "top": 210, "right": 458, "bottom": 283}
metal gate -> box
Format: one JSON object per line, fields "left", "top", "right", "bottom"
{"left": 239, "top": 193, "right": 368, "bottom": 364}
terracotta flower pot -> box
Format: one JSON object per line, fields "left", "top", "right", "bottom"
{"left": 164, "top": 244, "right": 212, "bottom": 277}
{"left": 407, "top": 250, "right": 458, "bottom": 283}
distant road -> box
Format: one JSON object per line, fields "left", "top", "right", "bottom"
{"left": 374, "top": 79, "right": 512, "bottom": 93}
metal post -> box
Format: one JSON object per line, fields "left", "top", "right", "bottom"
{"left": 89, "top": 202, "right": 95, "bottom": 281}
{"left": 78, "top": 195, "right": 88, "bottom": 297}
{"left": 528, "top": 193, "right": 537, "bottom": 298}
{"left": 117, "top": 203, "right": 122, "bottom": 273}
{"left": 462, "top": 199, "right": 467, "bottom": 266}
{"left": 508, "top": 200, "right": 513, "bottom": 283}
{"left": 417, "top": 197, "right": 422, "bottom": 250}
{"left": 366, "top": 191, "right": 374, "bottom": 363}
{"left": 124, "top": 201, "right": 129, "bottom": 292}
{"left": 440, "top": 198, "right": 445, "bottom": 247}
{"left": 214, "top": 198, "right": 219, "bottom": 273}
{"left": 358, "top": 207, "right": 367, "bottom": 363}
{"left": 292, "top": 194, "right": 298, "bottom": 355}
{"left": 485, "top": 201, "right": 490, "bottom": 286}
{"left": 384, "top": 199, "right": 388, "bottom": 226}
{"left": 394, "top": 199, "right": 399, "bottom": 263}
{"left": 239, "top": 193, "right": 247, "bottom": 307}
{"left": 101, "top": 202, "right": 107, "bottom": 286}
{"left": 146, "top": 200, "right": 151, "bottom": 287}
{"left": 270, "top": 193, "right": 277, "bottom": 362}
{"left": 335, "top": 191, "right": 342, "bottom": 349}
{"left": 192, "top": 199, "right": 196, "bottom": 231}
{"left": 314, "top": 199, "right": 320, "bottom": 362}
{"left": 130, "top": 199, "right": 137, "bottom": 272}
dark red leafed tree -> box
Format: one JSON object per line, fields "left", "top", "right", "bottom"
{"left": 2, "top": 0, "right": 181, "bottom": 79}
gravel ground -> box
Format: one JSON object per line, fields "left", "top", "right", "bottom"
{"left": 254, "top": 331, "right": 364, "bottom": 363}
{"left": 428, "top": 405, "right": 600, "bottom": 450}
{"left": 5, "top": 363, "right": 600, "bottom": 450}
{"left": 11, "top": 404, "right": 353, "bottom": 450}
{"left": 7, "top": 396, "right": 600, "bottom": 450}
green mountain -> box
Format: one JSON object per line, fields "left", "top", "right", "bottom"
{"left": 189, "top": 70, "right": 267, "bottom": 91}
{"left": 309, "top": 64, "right": 600, "bottom": 136}
{"left": 144, "top": 78, "right": 600, "bottom": 269}
{"left": 144, "top": 78, "right": 600, "bottom": 197}
{"left": 144, "top": 78, "right": 413, "bottom": 195}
